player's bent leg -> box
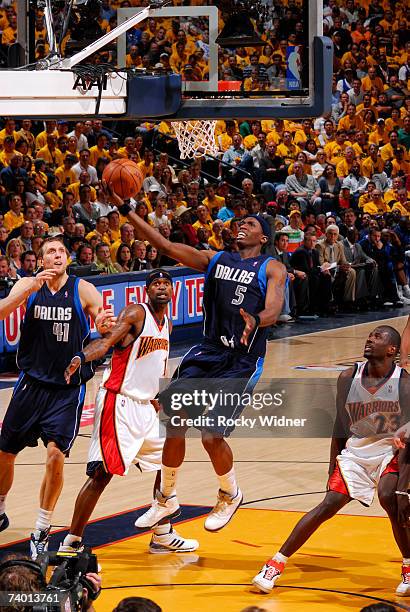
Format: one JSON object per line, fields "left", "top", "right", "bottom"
{"left": 253, "top": 491, "right": 350, "bottom": 593}
{"left": 0, "top": 450, "right": 16, "bottom": 533}
{"left": 63, "top": 463, "right": 113, "bottom": 549}
{"left": 201, "top": 432, "right": 242, "bottom": 532}
{"left": 378, "top": 472, "right": 410, "bottom": 596}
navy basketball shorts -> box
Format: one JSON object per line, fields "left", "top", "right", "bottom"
{"left": 159, "top": 341, "right": 264, "bottom": 436}
{"left": 0, "top": 373, "right": 86, "bottom": 455}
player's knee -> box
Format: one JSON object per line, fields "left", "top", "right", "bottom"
{"left": 46, "top": 445, "right": 65, "bottom": 467}
{"left": 86, "top": 462, "right": 112, "bottom": 487}
{"left": 201, "top": 431, "right": 223, "bottom": 454}
{"left": 378, "top": 488, "right": 396, "bottom": 514}
{"left": 316, "top": 496, "right": 342, "bottom": 521}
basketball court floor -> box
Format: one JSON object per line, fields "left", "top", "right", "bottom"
{"left": 1, "top": 312, "right": 410, "bottom": 611}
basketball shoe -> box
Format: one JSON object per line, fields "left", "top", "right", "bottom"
{"left": 30, "top": 527, "right": 50, "bottom": 560}
{"left": 58, "top": 540, "right": 84, "bottom": 554}
{"left": 135, "top": 491, "right": 181, "bottom": 529}
{"left": 204, "top": 488, "right": 243, "bottom": 532}
{"left": 0, "top": 513, "right": 9, "bottom": 533}
{"left": 149, "top": 528, "right": 199, "bottom": 554}
{"left": 252, "top": 559, "right": 285, "bottom": 593}
{"left": 396, "top": 565, "right": 410, "bottom": 596}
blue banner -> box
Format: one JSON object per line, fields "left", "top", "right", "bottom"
{"left": 0, "top": 268, "right": 205, "bottom": 355}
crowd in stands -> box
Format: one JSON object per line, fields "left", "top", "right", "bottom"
{"left": 0, "top": 0, "right": 409, "bottom": 322}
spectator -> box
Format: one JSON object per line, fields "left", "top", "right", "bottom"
{"left": 116, "top": 243, "right": 133, "bottom": 273}
{"left": 290, "top": 233, "right": 333, "bottom": 315}
{"left": 360, "top": 227, "right": 402, "bottom": 306}
{"left": 285, "top": 162, "right": 322, "bottom": 213}
{"left": 318, "top": 165, "right": 342, "bottom": 213}
{"left": 95, "top": 243, "right": 119, "bottom": 274}
{"left": 281, "top": 210, "right": 304, "bottom": 253}
{"left": 131, "top": 241, "right": 148, "bottom": 271}
{"left": 316, "top": 224, "right": 356, "bottom": 309}
{"left": 18, "top": 250, "right": 37, "bottom": 277}
{"left": 73, "top": 185, "right": 100, "bottom": 232}
{"left": 342, "top": 227, "right": 379, "bottom": 306}
{"left": 110, "top": 223, "right": 135, "bottom": 260}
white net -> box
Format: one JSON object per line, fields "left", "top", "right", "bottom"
{"left": 171, "top": 120, "right": 219, "bottom": 159}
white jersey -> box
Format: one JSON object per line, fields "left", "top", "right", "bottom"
{"left": 101, "top": 303, "right": 169, "bottom": 401}
{"left": 345, "top": 361, "right": 403, "bottom": 459}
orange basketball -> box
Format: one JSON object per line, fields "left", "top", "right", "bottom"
{"left": 102, "top": 158, "right": 144, "bottom": 200}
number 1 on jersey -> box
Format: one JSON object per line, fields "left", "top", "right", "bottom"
{"left": 53, "top": 322, "right": 70, "bottom": 342}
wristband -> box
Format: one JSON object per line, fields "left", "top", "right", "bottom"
{"left": 73, "top": 351, "right": 86, "bottom": 365}
{"left": 118, "top": 203, "right": 132, "bottom": 216}
{"left": 253, "top": 314, "right": 261, "bottom": 328}
{"left": 395, "top": 491, "right": 410, "bottom": 496}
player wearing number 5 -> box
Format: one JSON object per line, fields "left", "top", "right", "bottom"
{"left": 0, "top": 237, "right": 114, "bottom": 559}
{"left": 115, "top": 185, "right": 286, "bottom": 534}
{"left": 253, "top": 326, "right": 410, "bottom": 596}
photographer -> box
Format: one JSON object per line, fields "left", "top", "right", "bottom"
{"left": 0, "top": 553, "right": 101, "bottom": 612}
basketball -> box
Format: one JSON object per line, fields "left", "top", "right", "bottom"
{"left": 102, "top": 158, "right": 143, "bottom": 200}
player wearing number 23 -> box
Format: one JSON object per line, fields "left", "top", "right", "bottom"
{"left": 0, "top": 237, "right": 114, "bottom": 559}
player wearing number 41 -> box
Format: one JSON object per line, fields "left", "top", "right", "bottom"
{"left": 0, "top": 237, "right": 115, "bottom": 559}
{"left": 109, "top": 185, "right": 286, "bottom": 535}
{"left": 253, "top": 326, "right": 410, "bottom": 597}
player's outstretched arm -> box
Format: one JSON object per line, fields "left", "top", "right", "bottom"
{"left": 400, "top": 315, "right": 410, "bottom": 368}
{"left": 127, "top": 209, "right": 215, "bottom": 272}
{"left": 240, "top": 259, "right": 286, "bottom": 346}
{"left": 78, "top": 279, "right": 116, "bottom": 333}
{"left": 328, "top": 368, "right": 353, "bottom": 475}
{"left": 102, "top": 184, "right": 216, "bottom": 272}
{"left": 0, "top": 270, "right": 56, "bottom": 320}
{"left": 64, "top": 304, "right": 144, "bottom": 383}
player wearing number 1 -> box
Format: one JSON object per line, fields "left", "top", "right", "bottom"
{"left": 113, "top": 188, "right": 286, "bottom": 534}
{"left": 253, "top": 326, "right": 410, "bottom": 596}
{"left": 0, "top": 237, "right": 113, "bottom": 559}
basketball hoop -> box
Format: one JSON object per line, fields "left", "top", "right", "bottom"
{"left": 171, "top": 120, "right": 219, "bottom": 159}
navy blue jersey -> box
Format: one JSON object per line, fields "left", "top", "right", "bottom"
{"left": 203, "top": 251, "right": 273, "bottom": 357}
{"left": 16, "top": 276, "right": 93, "bottom": 387}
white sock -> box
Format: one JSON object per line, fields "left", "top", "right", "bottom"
{"left": 217, "top": 467, "right": 237, "bottom": 497}
{"left": 273, "top": 552, "right": 289, "bottom": 564}
{"left": 160, "top": 465, "right": 178, "bottom": 498}
{"left": 35, "top": 508, "right": 53, "bottom": 532}
{"left": 63, "top": 533, "right": 82, "bottom": 547}
{"left": 404, "top": 285, "right": 410, "bottom": 292}
{"left": 153, "top": 522, "right": 171, "bottom": 536}
{"left": 0, "top": 495, "right": 6, "bottom": 515}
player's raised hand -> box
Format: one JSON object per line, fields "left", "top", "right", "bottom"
{"left": 30, "top": 270, "right": 56, "bottom": 292}
{"left": 95, "top": 307, "right": 116, "bottom": 335}
{"left": 239, "top": 308, "right": 257, "bottom": 346}
{"left": 64, "top": 356, "right": 81, "bottom": 384}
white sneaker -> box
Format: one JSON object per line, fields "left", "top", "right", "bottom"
{"left": 135, "top": 491, "right": 180, "bottom": 529}
{"left": 204, "top": 488, "right": 243, "bottom": 532}
{"left": 30, "top": 527, "right": 50, "bottom": 560}
{"left": 252, "top": 559, "right": 285, "bottom": 593}
{"left": 58, "top": 540, "right": 84, "bottom": 554}
{"left": 396, "top": 565, "right": 410, "bottom": 596}
{"left": 149, "top": 528, "right": 199, "bottom": 554}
